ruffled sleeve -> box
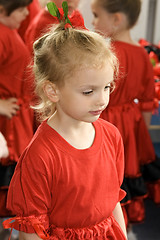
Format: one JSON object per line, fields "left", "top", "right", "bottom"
{"left": 3, "top": 143, "right": 53, "bottom": 237}
{"left": 3, "top": 215, "right": 50, "bottom": 239}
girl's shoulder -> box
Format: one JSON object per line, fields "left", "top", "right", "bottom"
{"left": 114, "top": 40, "right": 148, "bottom": 55}
{"left": 95, "top": 118, "right": 122, "bottom": 140}
{"left": 94, "top": 119, "right": 123, "bottom": 154}
{"left": 18, "top": 120, "right": 57, "bottom": 175}
{"left": 113, "top": 40, "right": 151, "bottom": 65}
{"left": 25, "top": 120, "right": 54, "bottom": 150}
{"left": 0, "top": 24, "right": 24, "bottom": 48}
{"left": 0, "top": 24, "right": 13, "bottom": 41}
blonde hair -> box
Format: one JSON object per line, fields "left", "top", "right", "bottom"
{"left": 33, "top": 22, "right": 118, "bottom": 120}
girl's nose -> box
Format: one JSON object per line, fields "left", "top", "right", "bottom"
{"left": 96, "top": 92, "right": 108, "bottom": 106}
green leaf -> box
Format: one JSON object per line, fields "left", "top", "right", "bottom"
{"left": 150, "top": 58, "right": 156, "bottom": 67}
{"left": 56, "top": 9, "right": 60, "bottom": 20}
{"left": 62, "top": 1, "right": 68, "bottom": 18}
{"left": 47, "top": 2, "right": 60, "bottom": 20}
{"left": 66, "top": 17, "right": 72, "bottom": 25}
{"left": 62, "top": 1, "right": 72, "bottom": 26}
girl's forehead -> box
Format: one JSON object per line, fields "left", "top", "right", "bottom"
{"left": 66, "top": 65, "right": 114, "bottom": 85}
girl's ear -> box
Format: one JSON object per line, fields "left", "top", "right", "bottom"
{"left": 113, "top": 12, "right": 127, "bottom": 29}
{"left": 0, "top": 6, "right": 6, "bottom": 16}
{"left": 43, "top": 82, "right": 60, "bottom": 102}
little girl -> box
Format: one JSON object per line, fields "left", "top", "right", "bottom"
{"left": 3, "top": 9, "right": 128, "bottom": 240}
{"left": 91, "top": 0, "right": 160, "bottom": 224}
{"left": 0, "top": 0, "right": 34, "bottom": 217}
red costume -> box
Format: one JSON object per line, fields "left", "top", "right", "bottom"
{"left": 100, "top": 41, "right": 160, "bottom": 223}
{"left": 24, "top": 8, "right": 85, "bottom": 54}
{"left": 0, "top": 23, "right": 34, "bottom": 216}
{"left": 4, "top": 119, "right": 126, "bottom": 239}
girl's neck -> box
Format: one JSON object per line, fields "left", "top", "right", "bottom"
{"left": 47, "top": 112, "right": 96, "bottom": 149}
{"left": 112, "top": 29, "right": 139, "bottom": 46}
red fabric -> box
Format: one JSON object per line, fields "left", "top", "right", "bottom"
{"left": 126, "top": 199, "right": 145, "bottom": 223}
{"left": 18, "top": 0, "right": 41, "bottom": 41}
{"left": 24, "top": 8, "right": 85, "bottom": 54}
{"left": 0, "top": 189, "right": 13, "bottom": 217}
{"left": 0, "top": 24, "right": 34, "bottom": 165}
{"left": 4, "top": 215, "right": 127, "bottom": 240}
{"left": 4, "top": 119, "right": 126, "bottom": 239}
{"left": 108, "top": 41, "right": 155, "bottom": 110}
{"left": 147, "top": 180, "right": 160, "bottom": 204}
{"left": 101, "top": 41, "right": 156, "bottom": 176}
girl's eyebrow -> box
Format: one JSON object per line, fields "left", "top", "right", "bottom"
{"left": 78, "top": 81, "right": 112, "bottom": 88}
{"left": 78, "top": 85, "right": 95, "bottom": 88}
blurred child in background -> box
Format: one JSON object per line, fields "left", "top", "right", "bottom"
{"left": 91, "top": 0, "right": 160, "bottom": 226}
{"left": 0, "top": 0, "right": 34, "bottom": 219}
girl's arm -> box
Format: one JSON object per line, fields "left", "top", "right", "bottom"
{"left": 142, "top": 111, "right": 152, "bottom": 129}
{"left": 112, "top": 202, "right": 128, "bottom": 240}
{"left": 0, "top": 132, "right": 9, "bottom": 159}
{"left": 19, "top": 232, "right": 42, "bottom": 240}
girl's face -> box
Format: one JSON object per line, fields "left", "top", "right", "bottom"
{"left": 66, "top": 0, "right": 80, "bottom": 14}
{"left": 54, "top": 63, "right": 114, "bottom": 124}
{"left": 91, "top": 0, "right": 116, "bottom": 37}
{"left": 0, "top": 6, "right": 29, "bottom": 29}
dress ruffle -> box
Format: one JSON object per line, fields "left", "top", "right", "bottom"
{"left": 121, "top": 175, "right": 148, "bottom": 204}
{"left": 120, "top": 156, "right": 160, "bottom": 223}
{"left": 120, "top": 176, "right": 148, "bottom": 223}
{"left": 142, "top": 156, "right": 160, "bottom": 204}
{"left": 142, "top": 155, "right": 160, "bottom": 182}
{"left": 3, "top": 215, "right": 127, "bottom": 240}
{"left": 3, "top": 214, "right": 50, "bottom": 239}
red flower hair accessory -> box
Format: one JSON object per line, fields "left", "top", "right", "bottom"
{"left": 47, "top": 1, "right": 87, "bottom": 30}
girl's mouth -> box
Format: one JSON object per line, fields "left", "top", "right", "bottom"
{"left": 89, "top": 110, "right": 103, "bottom": 115}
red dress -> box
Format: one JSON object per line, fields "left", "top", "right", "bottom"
{"left": 0, "top": 23, "right": 34, "bottom": 216}
{"left": 24, "top": 8, "right": 85, "bottom": 54}
{"left": 100, "top": 41, "right": 160, "bottom": 223}
{"left": 3, "top": 119, "right": 126, "bottom": 239}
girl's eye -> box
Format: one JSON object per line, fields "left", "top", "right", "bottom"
{"left": 104, "top": 83, "right": 114, "bottom": 93}
{"left": 93, "top": 12, "right": 98, "bottom": 18}
{"left": 104, "top": 85, "right": 111, "bottom": 90}
{"left": 83, "top": 90, "right": 93, "bottom": 95}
